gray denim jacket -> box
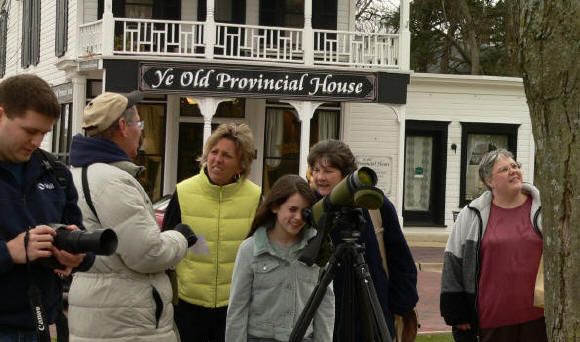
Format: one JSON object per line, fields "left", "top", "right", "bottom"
{"left": 226, "top": 226, "right": 335, "bottom": 342}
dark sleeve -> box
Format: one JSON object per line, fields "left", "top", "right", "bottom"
{"left": 60, "top": 168, "right": 95, "bottom": 272}
{"left": 161, "top": 191, "right": 181, "bottom": 231}
{"left": 381, "top": 196, "right": 419, "bottom": 316}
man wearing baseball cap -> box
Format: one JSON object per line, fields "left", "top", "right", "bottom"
{"left": 67, "top": 91, "right": 196, "bottom": 341}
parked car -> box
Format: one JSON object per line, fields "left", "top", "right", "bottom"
{"left": 153, "top": 195, "right": 172, "bottom": 228}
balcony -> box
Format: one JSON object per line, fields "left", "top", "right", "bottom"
{"left": 78, "top": 17, "right": 402, "bottom": 70}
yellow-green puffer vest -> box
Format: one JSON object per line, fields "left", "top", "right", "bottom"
{"left": 175, "top": 171, "right": 261, "bottom": 308}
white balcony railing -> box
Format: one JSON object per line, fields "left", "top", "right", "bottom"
{"left": 78, "top": 20, "right": 103, "bottom": 57}
{"left": 215, "top": 23, "right": 304, "bottom": 63}
{"left": 77, "top": 18, "right": 401, "bottom": 70}
{"left": 313, "top": 30, "right": 399, "bottom": 68}
{"left": 114, "top": 18, "right": 205, "bottom": 56}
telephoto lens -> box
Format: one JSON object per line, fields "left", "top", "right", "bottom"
{"left": 50, "top": 224, "right": 118, "bottom": 255}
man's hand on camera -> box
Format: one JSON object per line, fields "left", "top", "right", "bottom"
{"left": 6, "top": 226, "right": 55, "bottom": 264}
{"left": 52, "top": 225, "right": 86, "bottom": 277}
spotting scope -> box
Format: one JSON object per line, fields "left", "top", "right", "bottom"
{"left": 300, "top": 167, "right": 384, "bottom": 266}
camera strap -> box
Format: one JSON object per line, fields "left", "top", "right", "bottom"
{"left": 24, "top": 229, "right": 52, "bottom": 342}
{"left": 81, "top": 166, "right": 100, "bottom": 222}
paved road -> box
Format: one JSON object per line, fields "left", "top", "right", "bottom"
{"left": 411, "top": 246, "right": 450, "bottom": 334}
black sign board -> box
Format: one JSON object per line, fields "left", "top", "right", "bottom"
{"left": 140, "top": 63, "right": 376, "bottom": 102}
{"left": 52, "top": 82, "right": 73, "bottom": 103}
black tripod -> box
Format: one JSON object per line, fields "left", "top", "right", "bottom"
{"left": 289, "top": 210, "right": 392, "bottom": 342}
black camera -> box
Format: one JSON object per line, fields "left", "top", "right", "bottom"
{"left": 38, "top": 224, "right": 118, "bottom": 269}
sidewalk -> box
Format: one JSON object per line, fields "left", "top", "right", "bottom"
{"left": 411, "top": 245, "right": 450, "bottom": 334}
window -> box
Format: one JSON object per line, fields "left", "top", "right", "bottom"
{"left": 259, "top": 0, "right": 336, "bottom": 29}
{"left": 21, "top": 0, "right": 40, "bottom": 68}
{"left": 125, "top": 0, "right": 153, "bottom": 18}
{"left": 0, "top": 10, "right": 7, "bottom": 76}
{"left": 459, "top": 123, "right": 519, "bottom": 206}
{"left": 260, "top": 0, "right": 303, "bottom": 28}
{"left": 135, "top": 103, "right": 166, "bottom": 202}
{"left": 51, "top": 103, "right": 73, "bottom": 164}
{"left": 177, "top": 122, "right": 219, "bottom": 182}
{"left": 55, "top": 0, "right": 68, "bottom": 57}
{"left": 262, "top": 102, "right": 339, "bottom": 193}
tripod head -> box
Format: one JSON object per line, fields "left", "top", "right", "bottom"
{"left": 299, "top": 207, "right": 367, "bottom": 267}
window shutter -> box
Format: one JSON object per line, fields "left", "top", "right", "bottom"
{"left": 0, "top": 10, "right": 7, "bottom": 76}
{"left": 31, "top": 0, "right": 40, "bottom": 65}
{"left": 21, "top": 0, "right": 30, "bottom": 67}
{"left": 55, "top": 0, "right": 68, "bottom": 57}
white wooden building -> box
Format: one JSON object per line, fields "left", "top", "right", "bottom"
{"left": 0, "top": 0, "right": 535, "bottom": 234}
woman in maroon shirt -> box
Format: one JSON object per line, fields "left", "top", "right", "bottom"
{"left": 441, "top": 149, "right": 546, "bottom": 342}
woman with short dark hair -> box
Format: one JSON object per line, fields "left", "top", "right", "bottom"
{"left": 307, "top": 139, "right": 418, "bottom": 340}
{"left": 441, "top": 148, "right": 547, "bottom": 342}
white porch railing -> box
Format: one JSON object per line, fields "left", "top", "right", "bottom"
{"left": 77, "top": 18, "right": 401, "bottom": 70}
{"left": 78, "top": 20, "right": 103, "bottom": 57}
{"left": 215, "top": 23, "right": 303, "bottom": 63}
{"left": 313, "top": 30, "right": 399, "bottom": 68}
{"left": 114, "top": 18, "right": 205, "bottom": 56}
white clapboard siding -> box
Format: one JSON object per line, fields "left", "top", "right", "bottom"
{"left": 344, "top": 102, "right": 401, "bottom": 199}
{"left": 182, "top": 0, "right": 198, "bottom": 21}
{"left": 83, "top": 0, "right": 98, "bottom": 23}
{"left": 337, "top": 0, "right": 349, "bottom": 32}
{"left": 4, "top": 0, "right": 68, "bottom": 84}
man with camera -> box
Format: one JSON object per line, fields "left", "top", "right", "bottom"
{"left": 66, "top": 91, "right": 196, "bottom": 341}
{"left": 0, "top": 74, "right": 95, "bottom": 340}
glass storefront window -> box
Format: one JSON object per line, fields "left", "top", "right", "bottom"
{"left": 404, "top": 135, "right": 433, "bottom": 211}
{"left": 180, "top": 97, "right": 245, "bottom": 118}
{"left": 177, "top": 122, "right": 218, "bottom": 182}
{"left": 135, "top": 104, "right": 165, "bottom": 202}
{"left": 263, "top": 108, "right": 301, "bottom": 193}
{"left": 262, "top": 105, "right": 339, "bottom": 193}
{"left": 309, "top": 109, "right": 339, "bottom": 147}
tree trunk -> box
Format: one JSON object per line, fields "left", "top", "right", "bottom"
{"left": 520, "top": 0, "right": 580, "bottom": 341}
{"left": 504, "top": 0, "right": 520, "bottom": 76}
{"left": 456, "top": 0, "right": 480, "bottom": 74}
{"left": 440, "top": 24, "right": 457, "bottom": 74}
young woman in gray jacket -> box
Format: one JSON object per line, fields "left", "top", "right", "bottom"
{"left": 226, "top": 175, "right": 335, "bottom": 342}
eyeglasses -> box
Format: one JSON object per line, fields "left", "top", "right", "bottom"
{"left": 129, "top": 120, "right": 145, "bottom": 131}
{"left": 495, "top": 162, "right": 521, "bottom": 175}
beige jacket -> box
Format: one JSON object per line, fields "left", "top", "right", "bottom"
{"left": 68, "top": 161, "right": 188, "bottom": 342}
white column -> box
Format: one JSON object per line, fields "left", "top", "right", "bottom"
{"left": 101, "top": 0, "right": 114, "bottom": 56}
{"left": 191, "top": 97, "right": 231, "bottom": 147}
{"left": 287, "top": 100, "right": 323, "bottom": 178}
{"left": 399, "top": 0, "right": 411, "bottom": 70}
{"left": 71, "top": 75, "right": 87, "bottom": 136}
{"left": 204, "top": 0, "right": 216, "bottom": 59}
{"left": 163, "top": 95, "right": 180, "bottom": 194}
{"left": 303, "top": 0, "right": 314, "bottom": 66}
{"left": 396, "top": 105, "right": 406, "bottom": 227}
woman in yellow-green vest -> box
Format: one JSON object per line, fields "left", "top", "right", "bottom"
{"left": 162, "top": 123, "right": 261, "bottom": 342}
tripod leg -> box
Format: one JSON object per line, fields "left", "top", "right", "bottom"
{"left": 351, "top": 247, "right": 393, "bottom": 342}
{"left": 289, "top": 244, "right": 347, "bottom": 342}
{"left": 337, "top": 254, "right": 356, "bottom": 342}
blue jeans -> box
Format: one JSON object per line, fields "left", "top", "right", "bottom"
{"left": 0, "top": 328, "right": 37, "bottom": 342}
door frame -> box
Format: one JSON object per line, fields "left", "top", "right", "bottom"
{"left": 403, "top": 120, "right": 449, "bottom": 226}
